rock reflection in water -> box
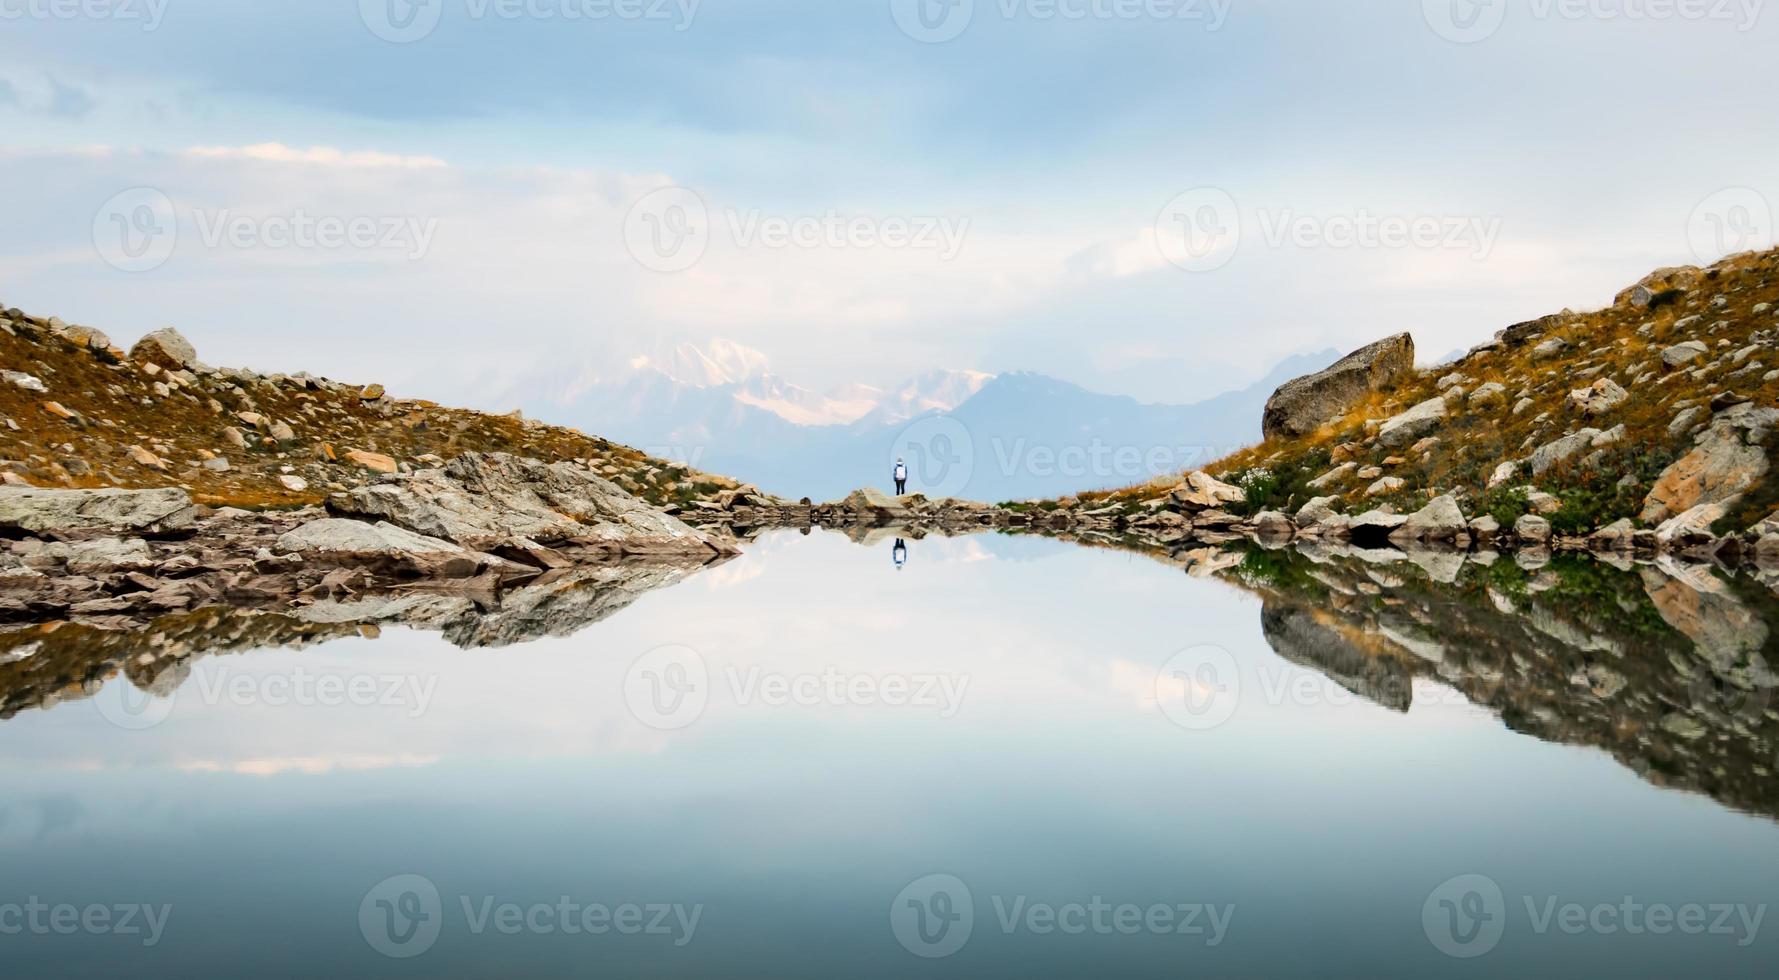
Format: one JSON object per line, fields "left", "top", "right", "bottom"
{"left": 1220, "top": 544, "right": 1779, "bottom": 821}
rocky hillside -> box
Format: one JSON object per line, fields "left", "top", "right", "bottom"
{"left": 0, "top": 307, "right": 754, "bottom": 510}
{"left": 1084, "top": 247, "right": 1779, "bottom": 552}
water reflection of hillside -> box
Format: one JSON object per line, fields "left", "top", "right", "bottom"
{"left": 4, "top": 529, "right": 1776, "bottom": 823}
{"left": 1217, "top": 545, "right": 1779, "bottom": 822}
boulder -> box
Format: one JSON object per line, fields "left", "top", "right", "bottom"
{"left": 1261, "top": 333, "right": 1415, "bottom": 440}
{"left": 1661, "top": 341, "right": 1709, "bottom": 371}
{"left": 1388, "top": 494, "right": 1470, "bottom": 546}
{"left": 1567, "top": 377, "right": 1628, "bottom": 417}
{"left": 1294, "top": 496, "right": 1343, "bottom": 528}
{"left": 345, "top": 449, "right": 399, "bottom": 474}
{"left": 840, "top": 487, "right": 910, "bottom": 514}
{"left": 1468, "top": 515, "right": 1500, "bottom": 545}
{"left": 1171, "top": 471, "right": 1246, "bottom": 509}
{"left": 0, "top": 487, "right": 196, "bottom": 535}
{"left": 1467, "top": 382, "right": 1508, "bottom": 410}
{"left": 1306, "top": 462, "right": 1356, "bottom": 491}
{"left": 1531, "top": 337, "right": 1570, "bottom": 361}
{"left": 1527, "top": 427, "right": 1618, "bottom": 477}
{"left": 1377, "top": 397, "right": 1447, "bottom": 449}
{"left": 1252, "top": 510, "right": 1295, "bottom": 539}
{"left": 1615, "top": 266, "right": 1699, "bottom": 309}
{"left": 130, "top": 327, "right": 199, "bottom": 368}
{"left": 1366, "top": 476, "right": 1406, "bottom": 495}
{"left": 1514, "top": 513, "right": 1552, "bottom": 544}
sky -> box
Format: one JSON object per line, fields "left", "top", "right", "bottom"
{"left": 1, "top": 0, "right": 1775, "bottom": 410}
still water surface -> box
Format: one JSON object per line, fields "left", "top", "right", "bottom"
{"left": 3, "top": 530, "right": 1776, "bottom": 977}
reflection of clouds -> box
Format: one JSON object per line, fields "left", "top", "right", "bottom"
{"left": 177, "top": 754, "right": 442, "bottom": 777}
{"left": 700, "top": 556, "right": 768, "bottom": 589}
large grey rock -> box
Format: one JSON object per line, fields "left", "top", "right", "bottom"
{"left": 1527, "top": 427, "right": 1613, "bottom": 477}
{"left": 1514, "top": 513, "right": 1552, "bottom": 544}
{"left": 130, "top": 327, "right": 198, "bottom": 368}
{"left": 275, "top": 518, "right": 527, "bottom": 579}
{"left": 1567, "top": 377, "right": 1628, "bottom": 417}
{"left": 1262, "top": 333, "right": 1415, "bottom": 440}
{"left": 0, "top": 487, "right": 196, "bottom": 535}
{"left": 1388, "top": 494, "right": 1470, "bottom": 546}
{"left": 1661, "top": 341, "right": 1709, "bottom": 371}
{"left": 328, "top": 452, "right": 725, "bottom": 556}
{"left": 1377, "top": 397, "right": 1448, "bottom": 449}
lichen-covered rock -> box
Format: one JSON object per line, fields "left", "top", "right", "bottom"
{"left": 1262, "top": 333, "right": 1415, "bottom": 440}
{"left": 130, "top": 327, "right": 199, "bottom": 369}
{"left": 1377, "top": 397, "right": 1447, "bottom": 449}
{"left": 1641, "top": 405, "right": 1775, "bottom": 524}
{"left": 0, "top": 487, "right": 196, "bottom": 535}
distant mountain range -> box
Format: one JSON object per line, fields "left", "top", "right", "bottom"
{"left": 501, "top": 342, "right": 1340, "bottom": 503}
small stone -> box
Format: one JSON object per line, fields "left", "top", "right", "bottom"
{"left": 1514, "top": 513, "right": 1552, "bottom": 543}
{"left": 42, "top": 401, "right": 77, "bottom": 420}
{"left": 222, "top": 426, "right": 248, "bottom": 449}
{"left": 360, "top": 384, "right": 386, "bottom": 401}
{"left": 202, "top": 458, "right": 231, "bottom": 472}
{"left": 345, "top": 449, "right": 399, "bottom": 474}
{"left": 278, "top": 474, "right": 309, "bottom": 492}
{"left": 2, "top": 370, "right": 47, "bottom": 393}
{"left": 126, "top": 445, "right": 167, "bottom": 470}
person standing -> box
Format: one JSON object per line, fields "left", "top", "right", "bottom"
{"left": 893, "top": 457, "right": 908, "bottom": 495}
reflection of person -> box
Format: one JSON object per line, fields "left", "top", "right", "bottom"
{"left": 893, "top": 538, "right": 908, "bottom": 570}
{"left": 893, "top": 457, "right": 908, "bottom": 495}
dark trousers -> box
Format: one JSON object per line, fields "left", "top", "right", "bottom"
{"left": 895, "top": 479, "right": 906, "bottom": 495}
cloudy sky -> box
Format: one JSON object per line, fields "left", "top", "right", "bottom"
{"left": 2, "top": 0, "right": 1774, "bottom": 408}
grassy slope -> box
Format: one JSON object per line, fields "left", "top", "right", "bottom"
{"left": 1086, "top": 247, "right": 1779, "bottom": 533}
{"left": 0, "top": 310, "right": 746, "bottom": 510}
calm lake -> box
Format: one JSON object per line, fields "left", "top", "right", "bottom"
{"left": 3, "top": 529, "right": 1777, "bottom": 978}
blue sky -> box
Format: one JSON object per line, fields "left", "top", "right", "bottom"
{"left": 2, "top": 0, "right": 1775, "bottom": 407}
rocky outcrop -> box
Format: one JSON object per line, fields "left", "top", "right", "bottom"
{"left": 274, "top": 518, "right": 532, "bottom": 579}
{"left": 1642, "top": 404, "right": 1775, "bottom": 526}
{"left": 1262, "top": 333, "right": 1415, "bottom": 440}
{"left": 328, "top": 452, "right": 730, "bottom": 557}
{"left": 0, "top": 487, "right": 197, "bottom": 535}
